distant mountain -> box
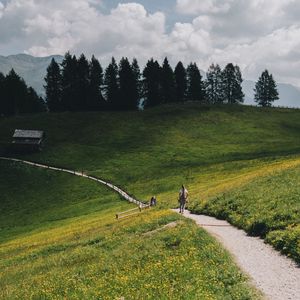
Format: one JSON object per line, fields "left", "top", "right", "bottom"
{"left": 0, "top": 54, "right": 63, "bottom": 96}
{"left": 243, "top": 80, "right": 300, "bottom": 108}
{"left": 1, "top": 54, "right": 300, "bottom": 108}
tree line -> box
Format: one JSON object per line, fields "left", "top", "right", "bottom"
{"left": 45, "top": 53, "right": 279, "bottom": 111}
{"left": 45, "top": 53, "right": 247, "bottom": 111}
{"left": 0, "top": 52, "right": 279, "bottom": 116}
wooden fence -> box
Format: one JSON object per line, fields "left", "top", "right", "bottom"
{"left": 116, "top": 204, "right": 150, "bottom": 220}
{"left": 0, "top": 156, "right": 148, "bottom": 209}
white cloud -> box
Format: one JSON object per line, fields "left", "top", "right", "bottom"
{"left": 0, "top": 1, "right": 167, "bottom": 65}
{"left": 176, "top": 0, "right": 233, "bottom": 15}
{"left": 166, "top": 21, "right": 212, "bottom": 65}
{"left": 1, "top": 0, "right": 300, "bottom": 87}
{"left": 209, "top": 25, "right": 300, "bottom": 86}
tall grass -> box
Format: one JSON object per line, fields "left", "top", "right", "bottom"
{"left": 191, "top": 163, "right": 300, "bottom": 263}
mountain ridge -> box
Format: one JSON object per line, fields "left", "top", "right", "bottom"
{"left": 0, "top": 54, "right": 64, "bottom": 95}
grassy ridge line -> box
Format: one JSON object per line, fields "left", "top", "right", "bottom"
{"left": 0, "top": 156, "right": 146, "bottom": 207}
{"left": 189, "top": 156, "right": 300, "bottom": 203}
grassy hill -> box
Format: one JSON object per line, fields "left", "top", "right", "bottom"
{"left": 1, "top": 103, "right": 300, "bottom": 298}
{"left": 1, "top": 104, "right": 300, "bottom": 203}
{"left": 0, "top": 160, "right": 259, "bottom": 299}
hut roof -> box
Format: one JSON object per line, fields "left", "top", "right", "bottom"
{"left": 13, "top": 129, "right": 44, "bottom": 139}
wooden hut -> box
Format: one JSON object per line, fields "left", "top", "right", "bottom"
{"left": 11, "top": 129, "right": 45, "bottom": 152}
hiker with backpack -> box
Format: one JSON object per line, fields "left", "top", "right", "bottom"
{"left": 178, "top": 185, "right": 188, "bottom": 213}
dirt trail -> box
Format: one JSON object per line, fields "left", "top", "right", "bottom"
{"left": 181, "top": 210, "right": 300, "bottom": 300}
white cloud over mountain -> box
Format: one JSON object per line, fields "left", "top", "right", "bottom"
{"left": 0, "top": 0, "right": 300, "bottom": 88}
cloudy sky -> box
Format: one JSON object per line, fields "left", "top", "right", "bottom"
{"left": 1, "top": 0, "right": 300, "bottom": 87}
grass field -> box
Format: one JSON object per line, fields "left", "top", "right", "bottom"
{"left": 0, "top": 161, "right": 259, "bottom": 299}
{"left": 1, "top": 103, "right": 300, "bottom": 298}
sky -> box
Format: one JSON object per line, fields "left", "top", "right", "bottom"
{"left": 1, "top": 0, "right": 300, "bottom": 87}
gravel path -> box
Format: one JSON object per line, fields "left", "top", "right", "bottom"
{"left": 180, "top": 210, "right": 300, "bottom": 300}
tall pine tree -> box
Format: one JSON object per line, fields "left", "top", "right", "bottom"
{"left": 119, "top": 57, "right": 139, "bottom": 110}
{"left": 143, "top": 59, "right": 162, "bottom": 108}
{"left": 88, "top": 55, "right": 105, "bottom": 110}
{"left": 186, "top": 63, "right": 206, "bottom": 102}
{"left": 104, "top": 57, "right": 119, "bottom": 110}
{"left": 77, "top": 53, "right": 90, "bottom": 111}
{"left": 61, "top": 52, "right": 78, "bottom": 111}
{"left": 131, "top": 58, "right": 141, "bottom": 103}
{"left": 254, "top": 70, "right": 279, "bottom": 107}
{"left": 161, "top": 57, "right": 176, "bottom": 103}
{"left": 174, "top": 61, "right": 187, "bottom": 103}
{"left": 44, "top": 58, "right": 62, "bottom": 112}
{"left": 205, "top": 63, "right": 224, "bottom": 104}
{"left": 222, "top": 63, "right": 244, "bottom": 104}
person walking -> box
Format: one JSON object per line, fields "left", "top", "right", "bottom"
{"left": 150, "top": 196, "right": 157, "bottom": 206}
{"left": 179, "top": 185, "right": 188, "bottom": 213}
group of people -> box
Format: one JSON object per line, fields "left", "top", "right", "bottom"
{"left": 149, "top": 184, "right": 189, "bottom": 213}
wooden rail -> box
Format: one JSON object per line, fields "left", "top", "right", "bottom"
{"left": 0, "top": 157, "right": 147, "bottom": 208}
{"left": 116, "top": 204, "right": 150, "bottom": 220}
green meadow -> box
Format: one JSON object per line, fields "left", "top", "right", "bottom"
{"left": 1, "top": 103, "right": 300, "bottom": 298}
{"left": 0, "top": 161, "right": 258, "bottom": 299}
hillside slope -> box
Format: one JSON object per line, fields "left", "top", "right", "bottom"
{"left": 1, "top": 104, "right": 300, "bottom": 203}
{"left": 0, "top": 160, "right": 259, "bottom": 299}
{"left": 1, "top": 103, "right": 300, "bottom": 298}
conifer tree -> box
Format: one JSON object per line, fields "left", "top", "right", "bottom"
{"left": 131, "top": 58, "right": 141, "bottom": 102}
{"left": 222, "top": 63, "right": 244, "bottom": 104}
{"left": 61, "top": 52, "right": 78, "bottom": 111}
{"left": 44, "top": 58, "right": 62, "bottom": 112}
{"left": 143, "top": 59, "right": 162, "bottom": 108}
{"left": 254, "top": 70, "right": 279, "bottom": 107}
{"left": 119, "top": 57, "right": 139, "bottom": 110}
{"left": 77, "top": 53, "right": 90, "bottom": 111}
{"left": 89, "top": 55, "right": 105, "bottom": 110}
{"left": 1, "top": 69, "right": 44, "bottom": 115}
{"left": 3, "top": 69, "right": 28, "bottom": 115}
{"left": 161, "top": 57, "right": 176, "bottom": 103}
{"left": 104, "top": 57, "right": 119, "bottom": 109}
{"left": 186, "top": 63, "right": 206, "bottom": 102}
{"left": 205, "top": 63, "right": 223, "bottom": 104}
{"left": 174, "top": 61, "right": 187, "bottom": 103}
